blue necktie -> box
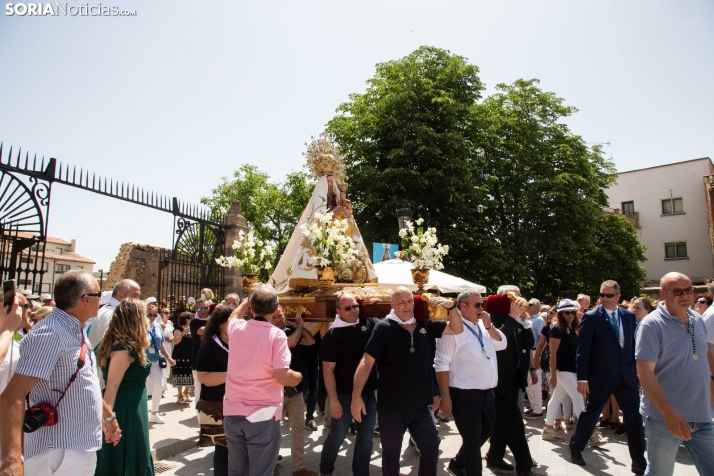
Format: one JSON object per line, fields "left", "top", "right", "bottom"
{"left": 611, "top": 311, "right": 620, "bottom": 339}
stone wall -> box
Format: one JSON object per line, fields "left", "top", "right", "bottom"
{"left": 104, "top": 242, "right": 170, "bottom": 299}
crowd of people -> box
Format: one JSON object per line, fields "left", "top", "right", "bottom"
{"left": 0, "top": 270, "right": 713, "bottom": 476}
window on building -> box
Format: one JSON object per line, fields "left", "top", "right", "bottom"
{"left": 665, "top": 242, "right": 688, "bottom": 259}
{"left": 76, "top": 266, "right": 83, "bottom": 269}
{"left": 42, "top": 262, "right": 48, "bottom": 271}
{"left": 662, "top": 198, "right": 684, "bottom": 215}
{"left": 55, "top": 264, "right": 71, "bottom": 274}
{"left": 621, "top": 201, "right": 635, "bottom": 216}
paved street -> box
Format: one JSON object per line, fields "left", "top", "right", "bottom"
{"left": 151, "top": 387, "right": 698, "bottom": 475}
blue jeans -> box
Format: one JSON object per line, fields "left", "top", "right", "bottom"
{"left": 644, "top": 417, "right": 714, "bottom": 476}
{"left": 319, "top": 391, "right": 377, "bottom": 476}
{"left": 300, "top": 361, "right": 319, "bottom": 421}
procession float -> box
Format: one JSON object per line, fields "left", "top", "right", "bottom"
{"left": 217, "top": 132, "right": 453, "bottom": 323}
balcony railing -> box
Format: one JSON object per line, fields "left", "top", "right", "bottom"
{"left": 602, "top": 207, "right": 640, "bottom": 228}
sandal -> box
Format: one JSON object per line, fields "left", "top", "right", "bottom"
{"left": 554, "top": 419, "right": 563, "bottom": 431}
{"left": 564, "top": 420, "right": 573, "bottom": 431}
{"left": 608, "top": 420, "right": 621, "bottom": 429}
{"left": 177, "top": 397, "right": 186, "bottom": 404}
{"left": 184, "top": 395, "right": 193, "bottom": 402}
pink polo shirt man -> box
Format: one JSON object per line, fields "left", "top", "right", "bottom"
{"left": 224, "top": 318, "right": 291, "bottom": 420}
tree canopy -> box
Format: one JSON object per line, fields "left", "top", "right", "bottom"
{"left": 327, "top": 46, "right": 646, "bottom": 301}
{"left": 201, "top": 165, "right": 314, "bottom": 265}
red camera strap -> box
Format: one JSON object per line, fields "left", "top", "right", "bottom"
{"left": 26, "top": 335, "right": 87, "bottom": 411}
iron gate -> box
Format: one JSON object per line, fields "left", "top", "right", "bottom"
{"left": 0, "top": 143, "right": 227, "bottom": 300}
{"left": 157, "top": 199, "right": 226, "bottom": 307}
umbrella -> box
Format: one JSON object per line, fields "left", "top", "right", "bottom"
{"left": 373, "top": 259, "right": 487, "bottom": 294}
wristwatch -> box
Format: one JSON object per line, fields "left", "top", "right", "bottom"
{"left": 103, "top": 412, "right": 117, "bottom": 423}
{"left": 450, "top": 299, "right": 457, "bottom": 310}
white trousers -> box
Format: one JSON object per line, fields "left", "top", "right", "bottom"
{"left": 147, "top": 361, "right": 164, "bottom": 413}
{"left": 546, "top": 370, "right": 585, "bottom": 426}
{"left": 24, "top": 448, "right": 96, "bottom": 476}
{"left": 192, "top": 370, "right": 202, "bottom": 399}
{"left": 526, "top": 366, "right": 543, "bottom": 412}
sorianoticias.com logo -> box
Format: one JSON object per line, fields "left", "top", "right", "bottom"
{"left": 5, "top": 3, "right": 137, "bottom": 16}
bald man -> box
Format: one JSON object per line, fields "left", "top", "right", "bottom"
{"left": 88, "top": 279, "right": 140, "bottom": 348}
{"left": 636, "top": 272, "right": 714, "bottom": 475}
{"left": 351, "top": 286, "right": 463, "bottom": 476}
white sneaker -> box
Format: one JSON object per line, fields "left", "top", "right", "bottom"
{"left": 149, "top": 412, "right": 165, "bottom": 424}
{"left": 589, "top": 429, "right": 608, "bottom": 447}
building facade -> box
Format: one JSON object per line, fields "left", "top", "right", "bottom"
{"left": 24, "top": 235, "right": 95, "bottom": 295}
{"left": 604, "top": 157, "right": 714, "bottom": 284}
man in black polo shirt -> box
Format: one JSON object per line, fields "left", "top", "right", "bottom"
{"left": 319, "top": 292, "right": 379, "bottom": 476}
{"left": 351, "top": 286, "right": 463, "bottom": 476}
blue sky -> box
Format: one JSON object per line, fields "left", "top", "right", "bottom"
{"left": 1, "top": 0, "right": 712, "bottom": 271}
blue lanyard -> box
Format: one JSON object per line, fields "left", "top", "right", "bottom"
{"left": 464, "top": 321, "right": 489, "bottom": 359}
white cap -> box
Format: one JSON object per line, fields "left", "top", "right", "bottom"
{"left": 187, "top": 297, "right": 196, "bottom": 305}
{"left": 41, "top": 294, "right": 52, "bottom": 301}
{"left": 146, "top": 297, "right": 157, "bottom": 305}
{"left": 99, "top": 291, "right": 112, "bottom": 306}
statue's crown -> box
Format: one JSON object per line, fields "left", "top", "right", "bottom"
{"left": 303, "top": 132, "right": 346, "bottom": 183}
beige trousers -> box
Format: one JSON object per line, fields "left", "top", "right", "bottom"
{"left": 283, "top": 392, "right": 306, "bottom": 471}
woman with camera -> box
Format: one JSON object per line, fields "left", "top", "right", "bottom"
{"left": 94, "top": 299, "right": 155, "bottom": 476}
{"left": 195, "top": 303, "right": 236, "bottom": 476}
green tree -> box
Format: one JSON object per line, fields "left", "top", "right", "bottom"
{"left": 328, "top": 46, "right": 646, "bottom": 301}
{"left": 327, "top": 45, "right": 484, "bottom": 272}
{"left": 201, "top": 165, "right": 314, "bottom": 264}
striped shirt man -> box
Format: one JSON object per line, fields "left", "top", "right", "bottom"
{"left": 16, "top": 308, "right": 103, "bottom": 459}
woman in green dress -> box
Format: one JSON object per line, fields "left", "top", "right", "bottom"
{"left": 95, "top": 299, "right": 154, "bottom": 476}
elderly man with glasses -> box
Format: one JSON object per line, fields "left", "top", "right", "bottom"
{"left": 636, "top": 272, "right": 714, "bottom": 475}
{"left": 567, "top": 280, "right": 646, "bottom": 474}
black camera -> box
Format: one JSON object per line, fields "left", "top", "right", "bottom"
{"left": 23, "top": 403, "right": 58, "bottom": 433}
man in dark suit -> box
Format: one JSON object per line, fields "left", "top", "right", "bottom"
{"left": 484, "top": 294, "right": 537, "bottom": 476}
{"left": 568, "top": 280, "right": 647, "bottom": 474}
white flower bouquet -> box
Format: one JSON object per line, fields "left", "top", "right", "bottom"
{"left": 396, "top": 218, "right": 449, "bottom": 270}
{"left": 300, "top": 210, "right": 356, "bottom": 267}
{"left": 215, "top": 230, "right": 274, "bottom": 274}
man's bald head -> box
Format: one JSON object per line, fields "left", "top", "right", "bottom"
{"left": 337, "top": 292, "right": 357, "bottom": 309}
{"left": 659, "top": 272, "right": 694, "bottom": 314}
{"left": 659, "top": 272, "right": 691, "bottom": 289}
{"left": 390, "top": 286, "right": 414, "bottom": 321}
{"left": 112, "top": 279, "right": 141, "bottom": 300}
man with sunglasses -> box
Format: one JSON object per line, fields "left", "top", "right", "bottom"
{"left": 435, "top": 290, "right": 505, "bottom": 476}
{"left": 635, "top": 272, "right": 714, "bottom": 475}
{"left": 319, "top": 292, "right": 380, "bottom": 476}
{"left": 0, "top": 271, "right": 121, "bottom": 476}
{"left": 567, "top": 280, "right": 646, "bottom": 474}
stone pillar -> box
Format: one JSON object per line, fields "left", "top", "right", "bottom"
{"left": 223, "top": 201, "right": 250, "bottom": 297}
{"left": 704, "top": 176, "right": 714, "bottom": 268}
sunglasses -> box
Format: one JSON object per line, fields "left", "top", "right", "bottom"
{"left": 196, "top": 306, "right": 208, "bottom": 312}
{"left": 599, "top": 293, "right": 617, "bottom": 298}
{"left": 148, "top": 313, "right": 158, "bottom": 318}
{"left": 161, "top": 310, "right": 170, "bottom": 314}
{"left": 562, "top": 310, "right": 576, "bottom": 316}
{"left": 472, "top": 302, "right": 483, "bottom": 308}
{"left": 340, "top": 304, "right": 360, "bottom": 312}
{"left": 696, "top": 300, "right": 708, "bottom": 305}
{"left": 662, "top": 287, "right": 694, "bottom": 296}
{"left": 82, "top": 291, "right": 103, "bottom": 299}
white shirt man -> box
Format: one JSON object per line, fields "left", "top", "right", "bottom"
{"left": 87, "top": 279, "right": 140, "bottom": 348}
{"left": 434, "top": 291, "right": 506, "bottom": 476}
